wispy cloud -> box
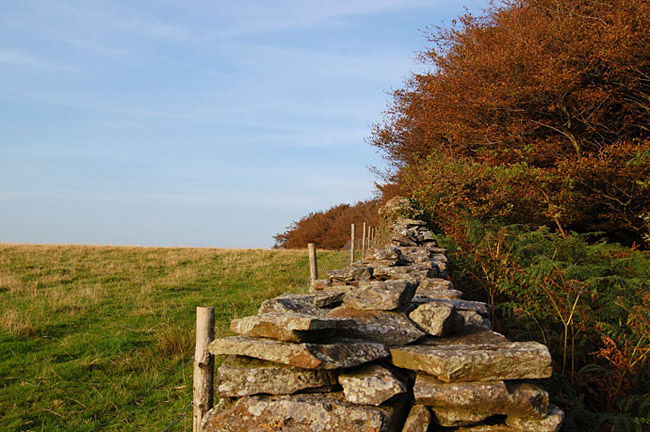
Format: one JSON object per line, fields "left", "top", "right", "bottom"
{"left": 210, "top": 0, "right": 434, "bottom": 37}
{"left": 0, "top": 49, "right": 71, "bottom": 71}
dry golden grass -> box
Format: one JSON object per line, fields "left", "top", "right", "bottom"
{"left": 0, "top": 243, "right": 348, "bottom": 431}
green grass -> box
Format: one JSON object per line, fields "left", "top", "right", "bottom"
{"left": 0, "top": 244, "right": 348, "bottom": 431}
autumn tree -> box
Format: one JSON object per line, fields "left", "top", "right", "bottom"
{"left": 273, "top": 200, "right": 381, "bottom": 249}
{"left": 372, "top": 0, "right": 650, "bottom": 245}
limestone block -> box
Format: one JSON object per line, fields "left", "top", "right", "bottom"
{"left": 414, "top": 374, "right": 510, "bottom": 408}
{"left": 414, "top": 374, "right": 548, "bottom": 419}
{"left": 327, "top": 306, "right": 424, "bottom": 345}
{"left": 411, "top": 298, "right": 491, "bottom": 317}
{"left": 363, "top": 246, "right": 404, "bottom": 267}
{"left": 200, "top": 392, "right": 408, "bottom": 432}
{"left": 415, "top": 278, "right": 454, "bottom": 295}
{"left": 459, "top": 310, "right": 492, "bottom": 330}
{"left": 373, "top": 264, "right": 440, "bottom": 281}
{"left": 258, "top": 294, "right": 326, "bottom": 316}
{"left": 417, "top": 330, "right": 508, "bottom": 347}
{"left": 398, "top": 247, "right": 447, "bottom": 265}
{"left": 216, "top": 356, "right": 338, "bottom": 397}
{"left": 454, "top": 424, "right": 517, "bottom": 431}
{"left": 408, "top": 302, "right": 465, "bottom": 336}
{"left": 327, "top": 266, "right": 373, "bottom": 283}
{"left": 413, "top": 290, "right": 463, "bottom": 301}
{"left": 378, "top": 197, "right": 422, "bottom": 221}
{"left": 230, "top": 313, "right": 353, "bottom": 342}
{"left": 390, "top": 340, "right": 552, "bottom": 382}
{"left": 391, "top": 222, "right": 434, "bottom": 246}
{"left": 209, "top": 336, "right": 389, "bottom": 369}
{"left": 401, "top": 405, "right": 432, "bottom": 432}
{"left": 430, "top": 406, "right": 489, "bottom": 427}
{"left": 344, "top": 280, "right": 416, "bottom": 311}
{"left": 339, "top": 364, "right": 407, "bottom": 406}
{"left": 312, "top": 291, "right": 345, "bottom": 307}
{"left": 506, "top": 405, "right": 564, "bottom": 431}
{"left": 507, "top": 382, "right": 550, "bottom": 418}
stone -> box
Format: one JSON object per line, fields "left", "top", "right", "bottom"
{"left": 310, "top": 279, "right": 346, "bottom": 290}
{"left": 414, "top": 289, "right": 463, "bottom": 301}
{"left": 506, "top": 382, "right": 550, "bottom": 418}
{"left": 396, "top": 218, "right": 428, "bottom": 227}
{"left": 339, "top": 365, "right": 407, "bottom": 406}
{"left": 216, "top": 356, "right": 338, "bottom": 397}
{"left": 416, "top": 278, "right": 454, "bottom": 294}
{"left": 309, "top": 283, "right": 356, "bottom": 296}
{"left": 417, "top": 330, "right": 508, "bottom": 347}
{"left": 209, "top": 336, "right": 389, "bottom": 369}
{"left": 312, "top": 291, "right": 346, "bottom": 307}
{"left": 433, "top": 260, "right": 447, "bottom": 276}
{"left": 390, "top": 340, "right": 552, "bottom": 382}
{"left": 344, "top": 280, "right": 417, "bottom": 311}
{"left": 391, "top": 223, "right": 435, "bottom": 246}
{"left": 414, "top": 374, "right": 509, "bottom": 408}
{"left": 327, "top": 266, "right": 373, "bottom": 283}
{"left": 258, "top": 295, "right": 326, "bottom": 316}
{"left": 200, "top": 392, "right": 408, "bottom": 432}
{"left": 459, "top": 310, "right": 492, "bottom": 330}
{"left": 230, "top": 313, "right": 353, "bottom": 342}
{"left": 408, "top": 303, "right": 465, "bottom": 336}
{"left": 398, "top": 247, "right": 446, "bottom": 265}
{"left": 506, "top": 405, "right": 564, "bottom": 431}
{"left": 455, "top": 424, "right": 516, "bottom": 431}
{"left": 363, "top": 246, "right": 404, "bottom": 267}
{"left": 327, "top": 307, "right": 425, "bottom": 345}
{"left": 379, "top": 196, "right": 421, "bottom": 222}
{"left": 411, "top": 298, "right": 490, "bottom": 317}
{"left": 414, "top": 374, "right": 548, "bottom": 419}
{"left": 373, "top": 264, "right": 441, "bottom": 281}
{"left": 401, "top": 405, "right": 432, "bottom": 432}
{"left": 430, "top": 406, "right": 489, "bottom": 427}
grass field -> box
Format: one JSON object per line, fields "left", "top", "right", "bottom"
{"left": 0, "top": 244, "right": 348, "bottom": 431}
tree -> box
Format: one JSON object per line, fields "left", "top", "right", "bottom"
{"left": 371, "top": 0, "right": 650, "bottom": 245}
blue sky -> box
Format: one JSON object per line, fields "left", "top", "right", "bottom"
{"left": 1, "top": 0, "right": 489, "bottom": 248}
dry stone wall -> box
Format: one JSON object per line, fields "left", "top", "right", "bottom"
{"left": 201, "top": 197, "right": 565, "bottom": 432}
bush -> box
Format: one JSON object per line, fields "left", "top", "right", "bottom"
{"left": 435, "top": 221, "right": 650, "bottom": 430}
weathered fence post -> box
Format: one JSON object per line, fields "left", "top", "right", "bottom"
{"left": 350, "top": 223, "right": 356, "bottom": 265}
{"left": 361, "top": 222, "right": 367, "bottom": 258}
{"left": 308, "top": 242, "right": 318, "bottom": 285}
{"left": 193, "top": 306, "right": 215, "bottom": 432}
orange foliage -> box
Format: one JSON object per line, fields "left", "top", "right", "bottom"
{"left": 273, "top": 200, "right": 381, "bottom": 249}
{"left": 372, "top": 0, "right": 650, "bottom": 245}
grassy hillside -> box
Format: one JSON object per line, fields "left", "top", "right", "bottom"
{"left": 0, "top": 244, "right": 347, "bottom": 431}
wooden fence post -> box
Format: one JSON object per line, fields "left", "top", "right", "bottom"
{"left": 308, "top": 243, "right": 318, "bottom": 285}
{"left": 361, "top": 222, "right": 366, "bottom": 258}
{"left": 193, "top": 306, "right": 215, "bottom": 432}
{"left": 350, "top": 223, "right": 355, "bottom": 265}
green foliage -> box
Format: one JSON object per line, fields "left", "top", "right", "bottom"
{"left": 401, "top": 140, "right": 650, "bottom": 247}
{"left": 0, "top": 245, "right": 346, "bottom": 431}
{"left": 435, "top": 223, "right": 650, "bottom": 430}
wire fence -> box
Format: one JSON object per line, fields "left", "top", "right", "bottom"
{"left": 140, "top": 230, "right": 379, "bottom": 432}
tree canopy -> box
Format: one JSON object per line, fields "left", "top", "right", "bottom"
{"left": 371, "top": 0, "right": 650, "bottom": 245}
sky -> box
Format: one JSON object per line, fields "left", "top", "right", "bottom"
{"left": 1, "top": 0, "right": 489, "bottom": 248}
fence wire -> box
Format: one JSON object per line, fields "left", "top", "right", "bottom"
{"left": 112, "top": 235, "right": 375, "bottom": 431}
{"left": 161, "top": 401, "right": 193, "bottom": 432}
